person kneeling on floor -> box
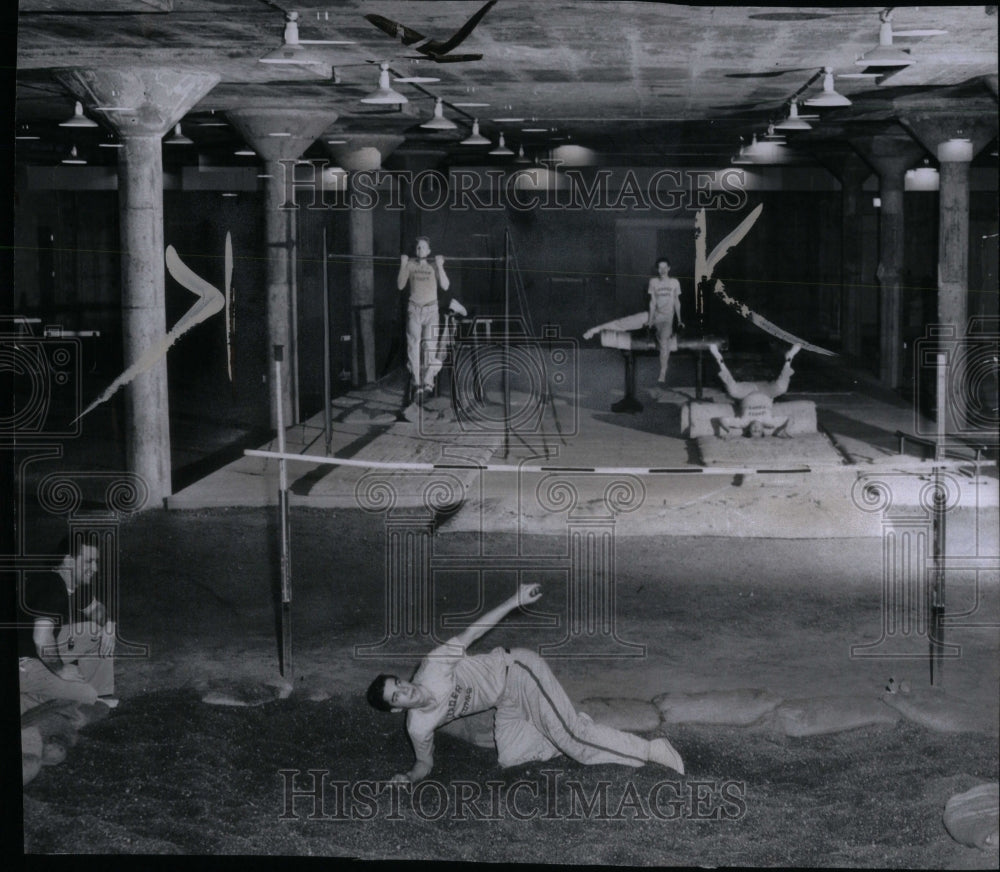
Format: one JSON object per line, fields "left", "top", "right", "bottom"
{"left": 18, "top": 535, "right": 117, "bottom": 715}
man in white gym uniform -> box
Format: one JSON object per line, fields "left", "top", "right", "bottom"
{"left": 397, "top": 236, "right": 450, "bottom": 402}
{"left": 367, "top": 584, "right": 684, "bottom": 784}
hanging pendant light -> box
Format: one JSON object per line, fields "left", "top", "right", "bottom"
{"left": 165, "top": 123, "right": 194, "bottom": 145}
{"left": 62, "top": 145, "right": 86, "bottom": 165}
{"left": 731, "top": 138, "right": 753, "bottom": 165}
{"left": 420, "top": 98, "right": 457, "bottom": 131}
{"left": 856, "top": 12, "right": 914, "bottom": 69}
{"left": 360, "top": 62, "right": 408, "bottom": 105}
{"left": 59, "top": 101, "right": 98, "bottom": 128}
{"left": 804, "top": 67, "right": 852, "bottom": 108}
{"left": 260, "top": 11, "right": 350, "bottom": 65}
{"left": 775, "top": 99, "right": 812, "bottom": 131}
{"left": 460, "top": 119, "right": 490, "bottom": 146}
{"left": 514, "top": 144, "right": 530, "bottom": 164}
{"left": 489, "top": 132, "right": 514, "bottom": 156}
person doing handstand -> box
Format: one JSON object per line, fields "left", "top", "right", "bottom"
{"left": 710, "top": 342, "right": 801, "bottom": 438}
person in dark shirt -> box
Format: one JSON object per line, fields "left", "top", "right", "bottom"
{"left": 18, "top": 536, "right": 116, "bottom": 714}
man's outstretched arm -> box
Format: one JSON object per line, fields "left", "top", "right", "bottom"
{"left": 453, "top": 584, "right": 541, "bottom": 650}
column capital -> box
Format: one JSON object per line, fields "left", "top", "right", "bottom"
{"left": 898, "top": 113, "right": 997, "bottom": 159}
{"left": 54, "top": 67, "right": 218, "bottom": 138}
{"left": 226, "top": 107, "right": 338, "bottom": 162}
{"left": 323, "top": 134, "right": 406, "bottom": 171}
{"left": 848, "top": 133, "right": 927, "bottom": 181}
{"left": 810, "top": 146, "right": 874, "bottom": 187}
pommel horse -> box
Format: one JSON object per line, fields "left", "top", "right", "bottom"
{"left": 583, "top": 312, "right": 727, "bottom": 413}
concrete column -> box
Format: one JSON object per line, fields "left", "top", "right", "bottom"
{"left": 850, "top": 134, "right": 926, "bottom": 388}
{"left": 898, "top": 113, "right": 996, "bottom": 435}
{"left": 936, "top": 141, "right": 974, "bottom": 333}
{"left": 227, "top": 108, "right": 338, "bottom": 428}
{"left": 840, "top": 161, "right": 872, "bottom": 361}
{"left": 814, "top": 149, "right": 873, "bottom": 361}
{"left": 323, "top": 135, "right": 405, "bottom": 387}
{"left": 899, "top": 113, "right": 997, "bottom": 332}
{"left": 55, "top": 68, "right": 219, "bottom": 505}
{"left": 119, "top": 133, "right": 171, "bottom": 496}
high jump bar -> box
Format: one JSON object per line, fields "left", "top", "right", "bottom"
{"left": 244, "top": 448, "right": 991, "bottom": 476}
{"left": 326, "top": 253, "right": 501, "bottom": 262}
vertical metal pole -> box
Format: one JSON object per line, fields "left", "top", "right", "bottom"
{"left": 503, "top": 227, "right": 511, "bottom": 458}
{"left": 930, "top": 465, "right": 946, "bottom": 686}
{"left": 930, "top": 352, "right": 947, "bottom": 685}
{"left": 322, "top": 229, "right": 332, "bottom": 455}
{"left": 935, "top": 352, "right": 946, "bottom": 462}
{"left": 274, "top": 345, "right": 293, "bottom": 678}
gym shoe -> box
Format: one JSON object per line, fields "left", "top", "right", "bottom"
{"left": 648, "top": 737, "right": 684, "bottom": 774}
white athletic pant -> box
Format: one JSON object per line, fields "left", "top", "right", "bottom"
{"left": 494, "top": 649, "right": 651, "bottom": 769}
{"left": 717, "top": 361, "right": 794, "bottom": 400}
{"left": 653, "top": 319, "right": 675, "bottom": 379}
{"left": 406, "top": 300, "right": 440, "bottom": 390}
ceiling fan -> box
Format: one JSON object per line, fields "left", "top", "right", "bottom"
{"left": 363, "top": 0, "right": 498, "bottom": 63}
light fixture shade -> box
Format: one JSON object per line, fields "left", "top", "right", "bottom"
{"left": 360, "top": 62, "right": 408, "bottom": 105}
{"left": 905, "top": 161, "right": 940, "bottom": 191}
{"left": 856, "top": 19, "right": 914, "bottom": 68}
{"left": 234, "top": 146, "right": 256, "bottom": 156}
{"left": 489, "top": 132, "right": 514, "bottom": 156}
{"left": 762, "top": 124, "right": 786, "bottom": 143}
{"left": 805, "top": 67, "right": 852, "bottom": 107}
{"left": 59, "top": 101, "right": 98, "bottom": 128}
{"left": 420, "top": 98, "right": 458, "bottom": 130}
{"left": 62, "top": 145, "right": 86, "bottom": 165}
{"left": 743, "top": 134, "right": 766, "bottom": 158}
{"left": 165, "top": 123, "right": 194, "bottom": 145}
{"left": 461, "top": 120, "right": 490, "bottom": 146}
{"left": 775, "top": 99, "right": 812, "bottom": 131}
{"left": 514, "top": 144, "right": 530, "bottom": 164}
{"left": 260, "top": 12, "right": 329, "bottom": 65}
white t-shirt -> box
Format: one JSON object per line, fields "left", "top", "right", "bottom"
{"left": 405, "top": 638, "right": 508, "bottom": 764}
{"left": 648, "top": 275, "right": 680, "bottom": 322}
{"left": 402, "top": 259, "right": 439, "bottom": 306}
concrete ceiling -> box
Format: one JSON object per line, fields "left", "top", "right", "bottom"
{"left": 14, "top": 1, "right": 1000, "bottom": 169}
